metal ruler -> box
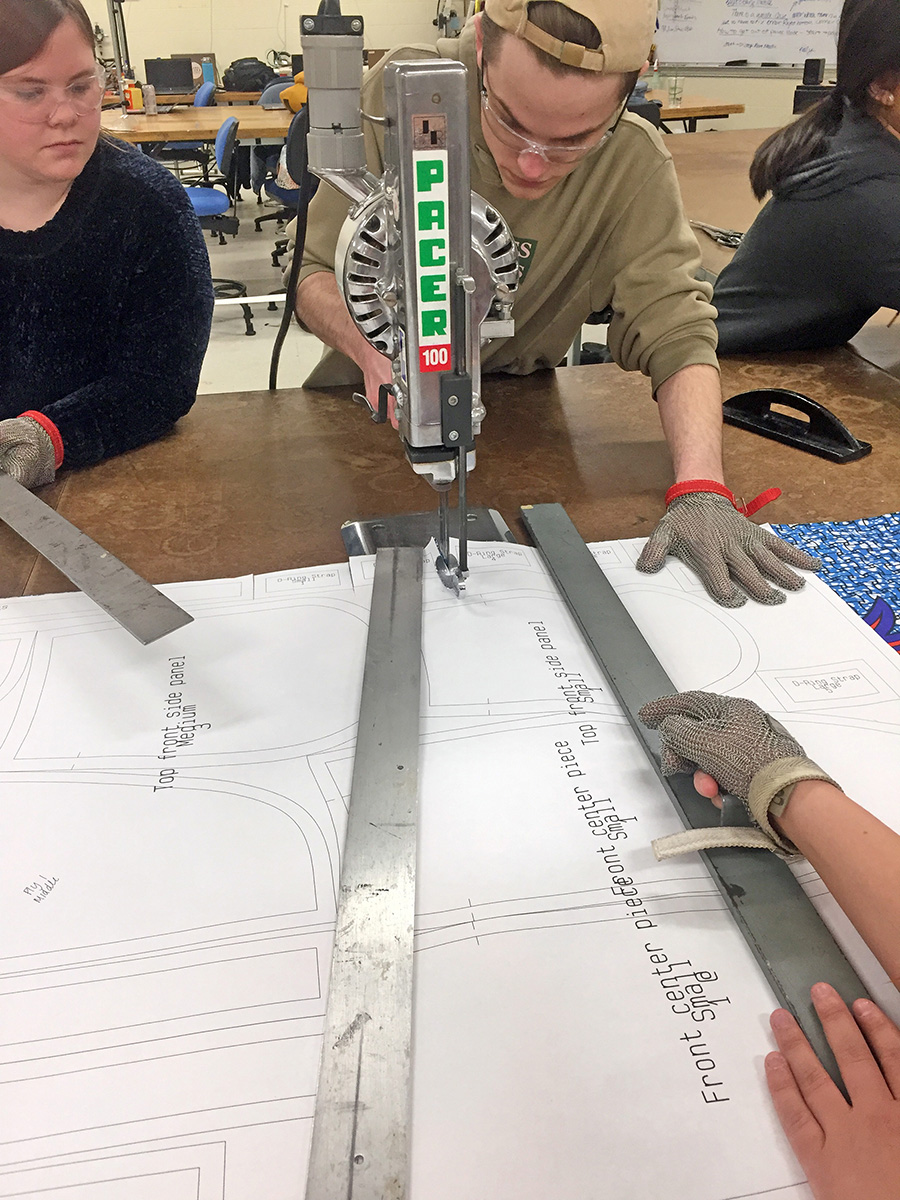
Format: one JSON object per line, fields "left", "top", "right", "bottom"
{"left": 0, "top": 472, "right": 192, "bottom": 645}
{"left": 520, "top": 503, "right": 868, "bottom": 1084}
{"left": 305, "top": 546, "right": 423, "bottom": 1200}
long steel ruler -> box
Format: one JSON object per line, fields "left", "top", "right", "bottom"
{"left": 521, "top": 502, "right": 868, "bottom": 1084}
{"left": 0, "top": 472, "right": 192, "bottom": 645}
{"left": 305, "top": 546, "right": 423, "bottom": 1200}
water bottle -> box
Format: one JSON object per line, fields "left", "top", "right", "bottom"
{"left": 143, "top": 83, "right": 158, "bottom": 114}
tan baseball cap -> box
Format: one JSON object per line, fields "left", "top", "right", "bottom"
{"left": 483, "top": 0, "right": 655, "bottom": 73}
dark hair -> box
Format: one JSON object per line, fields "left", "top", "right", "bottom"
{"left": 0, "top": 0, "right": 95, "bottom": 76}
{"left": 482, "top": 1, "right": 640, "bottom": 98}
{"left": 750, "top": 0, "right": 900, "bottom": 198}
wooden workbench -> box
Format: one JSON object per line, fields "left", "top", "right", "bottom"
{"left": 163, "top": 90, "right": 264, "bottom": 105}
{"left": 3, "top": 355, "right": 898, "bottom": 599}
{"left": 101, "top": 105, "right": 292, "bottom": 143}
{"left": 645, "top": 91, "right": 745, "bottom": 132}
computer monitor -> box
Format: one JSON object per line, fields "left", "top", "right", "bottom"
{"left": 172, "top": 52, "right": 219, "bottom": 88}
{"left": 291, "top": 54, "right": 304, "bottom": 76}
{"left": 144, "top": 58, "right": 196, "bottom": 95}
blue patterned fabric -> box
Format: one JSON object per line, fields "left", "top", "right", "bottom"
{"left": 772, "top": 513, "right": 900, "bottom": 653}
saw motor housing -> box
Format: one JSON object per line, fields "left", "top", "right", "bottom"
{"left": 302, "top": 11, "right": 518, "bottom": 487}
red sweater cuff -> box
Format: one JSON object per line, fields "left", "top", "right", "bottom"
{"left": 665, "top": 479, "right": 781, "bottom": 518}
{"left": 19, "top": 411, "right": 64, "bottom": 469}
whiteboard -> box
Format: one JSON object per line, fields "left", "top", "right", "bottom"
{"left": 657, "top": 0, "right": 841, "bottom": 66}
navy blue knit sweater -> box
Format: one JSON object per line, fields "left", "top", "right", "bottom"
{"left": 0, "top": 137, "right": 214, "bottom": 469}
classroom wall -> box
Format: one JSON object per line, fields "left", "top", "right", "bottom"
{"left": 82, "top": 1, "right": 795, "bottom": 134}
{"left": 82, "top": 0, "right": 439, "bottom": 77}
{"left": 678, "top": 75, "right": 802, "bottom": 133}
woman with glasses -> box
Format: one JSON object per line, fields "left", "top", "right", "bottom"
{"left": 715, "top": 0, "right": 900, "bottom": 355}
{"left": 0, "top": 0, "right": 213, "bottom": 488}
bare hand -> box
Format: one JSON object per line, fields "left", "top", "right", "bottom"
{"left": 766, "top": 983, "right": 900, "bottom": 1200}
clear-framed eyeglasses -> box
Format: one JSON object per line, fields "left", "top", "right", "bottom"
{"left": 0, "top": 63, "right": 107, "bottom": 125}
{"left": 479, "top": 66, "right": 625, "bottom": 165}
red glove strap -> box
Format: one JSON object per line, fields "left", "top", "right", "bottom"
{"left": 665, "top": 479, "right": 781, "bottom": 518}
{"left": 19, "top": 411, "right": 64, "bottom": 469}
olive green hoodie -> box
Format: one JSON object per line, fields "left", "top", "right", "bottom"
{"left": 291, "top": 21, "right": 718, "bottom": 392}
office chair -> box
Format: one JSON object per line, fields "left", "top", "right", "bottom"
{"left": 154, "top": 82, "right": 218, "bottom": 184}
{"left": 251, "top": 80, "right": 299, "bottom": 233}
{"left": 258, "top": 78, "right": 293, "bottom": 107}
{"left": 184, "top": 117, "right": 256, "bottom": 336}
{"left": 270, "top": 105, "right": 318, "bottom": 387}
{"left": 626, "top": 98, "right": 662, "bottom": 128}
{"left": 566, "top": 306, "right": 615, "bottom": 367}
{"left": 263, "top": 107, "right": 319, "bottom": 271}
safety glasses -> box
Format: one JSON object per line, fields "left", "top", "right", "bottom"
{"left": 479, "top": 65, "right": 626, "bottom": 164}
{"left": 0, "top": 64, "right": 107, "bottom": 125}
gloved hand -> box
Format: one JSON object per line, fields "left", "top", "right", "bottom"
{"left": 0, "top": 417, "right": 57, "bottom": 489}
{"left": 638, "top": 690, "right": 838, "bottom": 858}
{"left": 637, "top": 487, "right": 821, "bottom": 607}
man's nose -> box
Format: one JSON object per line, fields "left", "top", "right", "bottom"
{"left": 517, "top": 148, "right": 547, "bottom": 179}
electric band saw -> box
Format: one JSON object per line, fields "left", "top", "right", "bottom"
{"left": 299, "top": 16, "right": 869, "bottom": 1194}
{"left": 301, "top": 4, "right": 519, "bottom": 593}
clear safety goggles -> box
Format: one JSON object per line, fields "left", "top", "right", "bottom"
{"left": 0, "top": 64, "right": 107, "bottom": 124}
{"left": 479, "top": 66, "right": 625, "bottom": 165}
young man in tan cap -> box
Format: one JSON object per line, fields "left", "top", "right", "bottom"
{"left": 290, "top": 0, "right": 820, "bottom": 608}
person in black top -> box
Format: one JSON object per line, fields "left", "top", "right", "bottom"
{"left": 714, "top": 0, "right": 900, "bottom": 355}
{"left": 0, "top": 0, "right": 213, "bottom": 488}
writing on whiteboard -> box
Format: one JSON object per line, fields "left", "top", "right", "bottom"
{"left": 657, "top": 0, "right": 840, "bottom": 63}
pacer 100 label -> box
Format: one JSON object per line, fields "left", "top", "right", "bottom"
{"left": 412, "top": 147, "right": 451, "bottom": 373}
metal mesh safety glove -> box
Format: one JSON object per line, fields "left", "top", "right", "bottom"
{"left": 638, "top": 690, "right": 839, "bottom": 859}
{"left": 0, "top": 415, "right": 59, "bottom": 489}
{"left": 636, "top": 481, "right": 821, "bottom": 608}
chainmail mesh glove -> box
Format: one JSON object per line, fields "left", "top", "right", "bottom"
{"left": 0, "top": 417, "right": 56, "bottom": 489}
{"left": 636, "top": 492, "right": 821, "bottom": 607}
{"left": 638, "top": 691, "right": 838, "bottom": 858}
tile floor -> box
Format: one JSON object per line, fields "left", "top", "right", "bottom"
{"left": 200, "top": 191, "right": 325, "bottom": 395}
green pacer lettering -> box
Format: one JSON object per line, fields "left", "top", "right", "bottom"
{"left": 416, "top": 159, "right": 444, "bottom": 192}
{"left": 420, "top": 275, "right": 447, "bottom": 303}
{"left": 419, "top": 239, "right": 446, "bottom": 267}
{"left": 417, "top": 200, "right": 445, "bottom": 231}
{"left": 421, "top": 310, "right": 448, "bottom": 337}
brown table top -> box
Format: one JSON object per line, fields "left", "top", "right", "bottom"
{"left": 103, "top": 90, "right": 263, "bottom": 109}
{"left": 101, "top": 105, "right": 292, "bottom": 143}
{"left": 645, "top": 91, "right": 746, "bottom": 122}
{"left": 3, "top": 354, "right": 898, "bottom": 599}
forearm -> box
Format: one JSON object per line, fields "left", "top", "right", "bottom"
{"left": 655, "top": 363, "right": 725, "bottom": 484}
{"left": 295, "top": 271, "right": 386, "bottom": 377}
{"left": 775, "top": 780, "right": 900, "bottom": 989}
{"left": 43, "top": 369, "right": 200, "bottom": 468}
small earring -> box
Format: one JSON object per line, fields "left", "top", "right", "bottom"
{"left": 890, "top": 94, "right": 897, "bottom": 104}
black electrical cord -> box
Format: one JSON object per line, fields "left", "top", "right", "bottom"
{"left": 268, "top": 0, "right": 345, "bottom": 389}
{"left": 268, "top": 105, "right": 315, "bottom": 390}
